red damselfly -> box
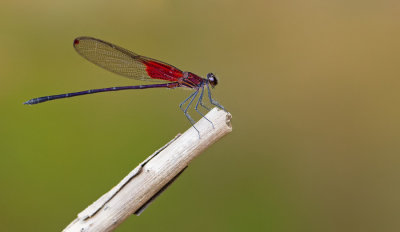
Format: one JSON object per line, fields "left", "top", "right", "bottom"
{"left": 24, "top": 37, "right": 225, "bottom": 136}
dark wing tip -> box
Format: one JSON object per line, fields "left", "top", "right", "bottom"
{"left": 73, "top": 38, "right": 80, "bottom": 46}
{"left": 73, "top": 36, "right": 97, "bottom": 47}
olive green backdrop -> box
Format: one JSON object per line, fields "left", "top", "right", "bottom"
{"left": 1, "top": 0, "right": 399, "bottom": 231}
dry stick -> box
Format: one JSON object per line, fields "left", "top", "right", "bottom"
{"left": 63, "top": 108, "right": 233, "bottom": 232}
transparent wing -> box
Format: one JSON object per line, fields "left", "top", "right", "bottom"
{"left": 73, "top": 37, "right": 184, "bottom": 82}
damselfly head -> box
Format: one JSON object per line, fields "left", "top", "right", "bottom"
{"left": 207, "top": 73, "right": 218, "bottom": 88}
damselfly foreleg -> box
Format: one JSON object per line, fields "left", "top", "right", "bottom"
{"left": 206, "top": 83, "right": 225, "bottom": 111}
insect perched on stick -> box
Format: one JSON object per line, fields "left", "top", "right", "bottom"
{"left": 24, "top": 37, "right": 225, "bottom": 136}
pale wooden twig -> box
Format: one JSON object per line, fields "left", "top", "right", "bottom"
{"left": 63, "top": 108, "right": 232, "bottom": 232}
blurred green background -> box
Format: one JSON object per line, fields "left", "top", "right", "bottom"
{"left": 1, "top": 0, "right": 399, "bottom": 231}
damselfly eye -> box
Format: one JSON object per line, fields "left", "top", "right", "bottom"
{"left": 207, "top": 73, "right": 218, "bottom": 88}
